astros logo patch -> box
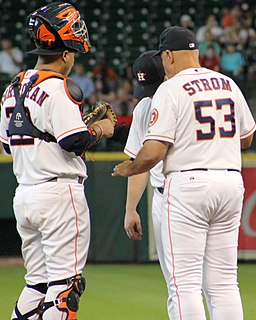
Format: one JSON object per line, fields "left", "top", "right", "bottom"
{"left": 149, "top": 108, "right": 159, "bottom": 127}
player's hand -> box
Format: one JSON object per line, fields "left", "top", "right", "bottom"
{"left": 112, "top": 160, "right": 132, "bottom": 177}
{"left": 92, "top": 119, "right": 115, "bottom": 138}
{"left": 124, "top": 210, "right": 142, "bottom": 241}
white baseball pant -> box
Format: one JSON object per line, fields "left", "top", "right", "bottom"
{"left": 11, "top": 179, "right": 90, "bottom": 320}
{"left": 152, "top": 188, "right": 172, "bottom": 318}
{"left": 161, "top": 170, "right": 244, "bottom": 320}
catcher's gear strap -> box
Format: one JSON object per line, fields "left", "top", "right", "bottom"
{"left": 16, "top": 70, "right": 84, "bottom": 106}
{"left": 8, "top": 74, "right": 57, "bottom": 143}
{"left": 14, "top": 300, "right": 44, "bottom": 320}
{"left": 26, "top": 282, "right": 48, "bottom": 294}
{"left": 43, "top": 275, "right": 86, "bottom": 319}
{"left": 13, "top": 283, "right": 47, "bottom": 320}
{"left": 8, "top": 70, "right": 84, "bottom": 143}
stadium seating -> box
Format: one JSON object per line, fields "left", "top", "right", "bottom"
{"left": 0, "top": 0, "right": 249, "bottom": 74}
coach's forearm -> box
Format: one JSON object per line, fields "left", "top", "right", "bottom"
{"left": 112, "top": 140, "right": 169, "bottom": 177}
{"left": 127, "top": 140, "right": 169, "bottom": 176}
{"left": 126, "top": 155, "right": 158, "bottom": 176}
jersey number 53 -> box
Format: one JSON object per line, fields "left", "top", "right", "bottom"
{"left": 194, "top": 98, "right": 235, "bottom": 140}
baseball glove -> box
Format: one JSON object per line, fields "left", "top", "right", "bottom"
{"left": 82, "top": 101, "right": 118, "bottom": 127}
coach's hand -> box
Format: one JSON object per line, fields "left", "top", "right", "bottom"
{"left": 112, "top": 160, "right": 132, "bottom": 177}
{"left": 124, "top": 210, "right": 142, "bottom": 241}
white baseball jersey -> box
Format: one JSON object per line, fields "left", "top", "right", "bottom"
{"left": 145, "top": 67, "right": 256, "bottom": 174}
{"left": 0, "top": 69, "right": 88, "bottom": 185}
{"left": 124, "top": 97, "right": 165, "bottom": 188}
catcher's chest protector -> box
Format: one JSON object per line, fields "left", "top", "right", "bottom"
{"left": 8, "top": 70, "right": 83, "bottom": 142}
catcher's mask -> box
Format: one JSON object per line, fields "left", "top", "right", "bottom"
{"left": 26, "top": 2, "right": 91, "bottom": 55}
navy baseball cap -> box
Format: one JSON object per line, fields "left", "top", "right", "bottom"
{"left": 156, "top": 26, "right": 198, "bottom": 54}
{"left": 133, "top": 50, "right": 165, "bottom": 100}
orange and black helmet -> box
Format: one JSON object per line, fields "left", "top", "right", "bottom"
{"left": 26, "top": 2, "right": 91, "bottom": 55}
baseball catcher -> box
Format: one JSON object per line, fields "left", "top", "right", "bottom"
{"left": 0, "top": 2, "right": 115, "bottom": 320}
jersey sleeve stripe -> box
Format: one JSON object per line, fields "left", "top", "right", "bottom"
{"left": 0, "top": 135, "right": 8, "bottom": 142}
{"left": 145, "top": 134, "right": 175, "bottom": 143}
{"left": 124, "top": 147, "right": 137, "bottom": 158}
{"left": 240, "top": 124, "right": 256, "bottom": 138}
{"left": 57, "top": 126, "right": 88, "bottom": 141}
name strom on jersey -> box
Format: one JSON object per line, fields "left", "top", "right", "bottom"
{"left": 183, "top": 75, "right": 232, "bottom": 96}
{"left": 2, "top": 82, "right": 49, "bottom": 107}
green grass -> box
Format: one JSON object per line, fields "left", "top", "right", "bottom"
{"left": 1, "top": 263, "right": 256, "bottom": 319}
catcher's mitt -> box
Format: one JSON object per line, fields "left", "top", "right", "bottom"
{"left": 82, "top": 101, "right": 117, "bottom": 127}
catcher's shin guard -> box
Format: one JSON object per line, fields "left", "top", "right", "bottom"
{"left": 43, "top": 274, "right": 86, "bottom": 320}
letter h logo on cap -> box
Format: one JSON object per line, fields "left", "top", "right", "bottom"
{"left": 137, "top": 71, "right": 146, "bottom": 82}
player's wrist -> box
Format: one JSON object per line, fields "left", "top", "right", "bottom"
{"left": 86, "top": 124, "right": 103, "bottom": 149}
{"left": 89, "top": 123, "right": 103, "bottom": 142}
{"left": 91, "top": 123, "right": 103, "bottom": 140}
{"left": 125, "top": 207, "right": 138, "bottom": 213}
